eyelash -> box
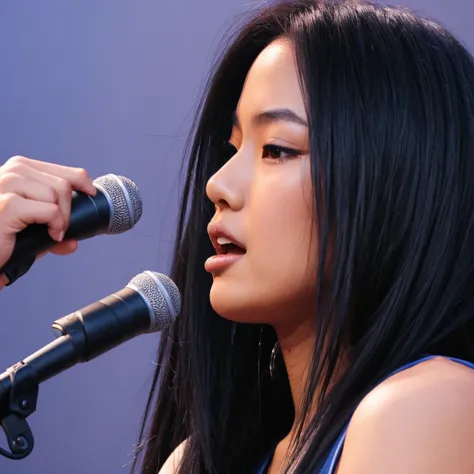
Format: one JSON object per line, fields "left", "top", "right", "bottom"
{"left": 222, "top": 142, "right": 301, "bottom": 164}
{"left": 262, "top": 144, "right": 301, "bottom": 163}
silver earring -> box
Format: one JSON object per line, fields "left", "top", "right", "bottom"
{"left": 269, "top": 341, "right": 280, "bottom": 379}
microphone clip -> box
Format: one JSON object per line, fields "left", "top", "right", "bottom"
{"left": 0, "top": 362, "right": 39, "bottom": 459}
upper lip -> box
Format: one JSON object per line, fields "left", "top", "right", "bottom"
{"left": 207, "top": 221, "right": 246, "bottom": 255}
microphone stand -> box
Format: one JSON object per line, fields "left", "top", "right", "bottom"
{"left": 0, "top": 318, "right": 94, "bottom": 461}
{"left": 0, "top": 331, "right": 79, "bottom": 460}
{"left": 0, "top": 361, "right": 38, "bottom": 460}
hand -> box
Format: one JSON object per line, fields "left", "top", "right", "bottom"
{"left": 0, "top": 155, "right": 96, "bottom": 288}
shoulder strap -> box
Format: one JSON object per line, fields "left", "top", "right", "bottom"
{"left": 320, "top": 355, "right": 474, "bottom": 474}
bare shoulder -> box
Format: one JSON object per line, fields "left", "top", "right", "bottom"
{"left": 158, "top": 439, "right": 188, "bottom": 474}
{"left": 337, "top": 357, "right": 474, "bottom": 474}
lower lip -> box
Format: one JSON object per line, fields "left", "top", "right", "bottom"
{"left": 205, "top": 254, "right": 244, "bottom": 273}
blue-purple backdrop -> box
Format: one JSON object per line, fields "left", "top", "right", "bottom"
{"left": 0, "top": 1, "right": 472, "bottom": 473}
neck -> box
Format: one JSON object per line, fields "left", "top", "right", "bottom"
{"left": 273, "top": 318, "right": 347, "bottom": 438}
{"left": 274, "top": 318, "right": 316, "bottom": 429}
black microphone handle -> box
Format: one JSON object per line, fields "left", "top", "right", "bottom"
{"left": 0, "top": 190, "right": 111, "bottom": 283}
{"left": 1, "top": 189, "right": 111, "bottom": 270}
{"left": 0, "top": 287, "right": 151, "bottom": 406}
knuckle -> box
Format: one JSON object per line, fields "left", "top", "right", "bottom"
{"left": 5, "top": 156, "right": 28, "bottom": 173}
{"left": 0, "top": 192, "right": 20, "bottom": 212}
{"left": 0, "top": 172, "right": 19, "bottom": 190}
{"left": 55, "top": 177, "right": 72, "bottom": 196}
{"left": 45, "top": 186, "right": 58, "bottom": 203}
{"left": 7, "top": 155, "right": 26, "bottom": 166}
{"left": 51, "top": 203, "right": 61, "bottom": 217}
{"left": 5, "top": 163, "right": 24, "bottom": 175}
{"left": 49, "top": 204, "right": 64, "bottom": 226}
{"left": 3, "top": 157, "right": 26, "bottom": 175}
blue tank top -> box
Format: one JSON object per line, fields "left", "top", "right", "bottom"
{"left": 255, "top": 354, "right": 474, "bottom": 474}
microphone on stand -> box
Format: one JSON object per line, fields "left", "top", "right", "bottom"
{"left": 0, "top": 271, "right": 180, "bottom": 460}
{"left": 0, "top": 174, "right": 143, "bottom": 285}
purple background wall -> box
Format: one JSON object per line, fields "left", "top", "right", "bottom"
{"left": 0, "top": 1, "right": 472, "bottom": 473}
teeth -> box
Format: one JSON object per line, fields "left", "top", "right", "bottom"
{"left": 217, "top": 236, "right": 233, "bottom": 245}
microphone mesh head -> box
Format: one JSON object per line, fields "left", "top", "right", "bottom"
{"left": 93, "top": 174, "right": 143, "bottom": 234}
{"left": 127, "top": 271, "right": 180, "bottom": 332}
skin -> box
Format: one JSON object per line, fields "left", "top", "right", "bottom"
{"left": 205, "top": 39, "right": 317, "bottom": 331}
{"left": 206, "top": 35, "right": 318, "bottom": 411}
{"left": 161, "top": 38, "right": 474, "bottom": 473}
{"left": 0, "top": 155, "right": 96, "bottom": 288}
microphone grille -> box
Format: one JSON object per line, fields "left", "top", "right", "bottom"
{"left": 127, "top": 271, "right": 181, "bottom": 332}
{"left": 93, "top": 174, "right": 143, "bottom": 234}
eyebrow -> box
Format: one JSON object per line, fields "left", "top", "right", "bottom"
{"left": 232, "top": 108, "right": 308, "bottom": 128}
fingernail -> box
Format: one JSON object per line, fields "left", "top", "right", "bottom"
{"left": 58, "top": 231, "right": 64, "bottom": 242}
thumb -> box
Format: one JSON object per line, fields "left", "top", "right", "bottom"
{"left": 36, "top": 240, "right": 79, "bottom": 260}
{"left": 48, "top": 240, "right": 79, "bottom": 256}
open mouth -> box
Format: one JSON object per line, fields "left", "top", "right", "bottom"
{"left": 216, "top": 237, "right": 246, "bottom": 255}
{"left": 205, "top": 225, "right": 246, "bottom": 273}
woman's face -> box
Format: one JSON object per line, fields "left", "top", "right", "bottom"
{"left": 205, "top": 39, "right": 317, "bottom": 327}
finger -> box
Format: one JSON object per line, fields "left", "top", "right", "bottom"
{"left": 40, "top": 174, "right": 71, "bottom": 233}
{"left": 0, "top": 172, "right": 58, "bottom": 204}
{"left": 13, "top": 167, "right": 73, "bottom": 232}
{"left": 36, "top": 240, "right": 78, "bottom": 264}
{"left": 1, "top": 163, "right": 83, "bottom": 233}
{"left": 0, "top": 193, "right": 65, "bottom": 241}
{"left": 49, "top": 239, "right": 78, "bottom": 255}
{"left": 0, "top": 170, "right": 71, "bottom": 233}
{"left": 4, "top": 156, "right": 96, "bottom": 196}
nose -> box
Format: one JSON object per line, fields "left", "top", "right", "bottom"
{"left": 206, "top": 156, "right": 246, "bottom": 211}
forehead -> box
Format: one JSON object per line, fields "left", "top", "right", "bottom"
{"left": 236, "top": 39, "right": 307, "bottom": 121}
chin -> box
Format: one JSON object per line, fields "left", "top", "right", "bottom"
{"left": 209, "top": 279, "right": 261, "bottom": 323}
{"left": 209, "top": 278, "right": 283, "bottom": 324}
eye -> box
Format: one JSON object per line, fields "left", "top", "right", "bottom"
{"left": 262, "top": 144, "right": 301, "bottom": 163}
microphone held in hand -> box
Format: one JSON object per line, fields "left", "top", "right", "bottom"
{"left": 0, "top": 271, "right": 180, "bottom": 459}
{"left": 0, "top": 174, "right": 143, "bottom": 284}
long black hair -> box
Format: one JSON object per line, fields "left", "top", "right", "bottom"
{"left": 132, "top": 1, "right": 474, "bottom": 472}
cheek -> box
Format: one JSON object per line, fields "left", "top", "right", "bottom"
{"left": 208, "top": 162, "right": 318, "bottom": 324}
{"left": 247, "top": 163, "right": 317, "bottom": 283}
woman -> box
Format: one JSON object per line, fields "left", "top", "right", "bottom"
{"left": 134, "top": 1, "right": 474, "bottom": 472}
{"left": 1, "top": 0, "right": 474, "bottom": 472}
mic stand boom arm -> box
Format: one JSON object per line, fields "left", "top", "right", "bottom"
{"left": 0, "top": 360, "right": 39, "bottom": 460}
{"left": 0, "top": 334, "right": 79, "bottom": 460}
{"left": 0, "top": 293, "right": 141, "bottom": 460}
